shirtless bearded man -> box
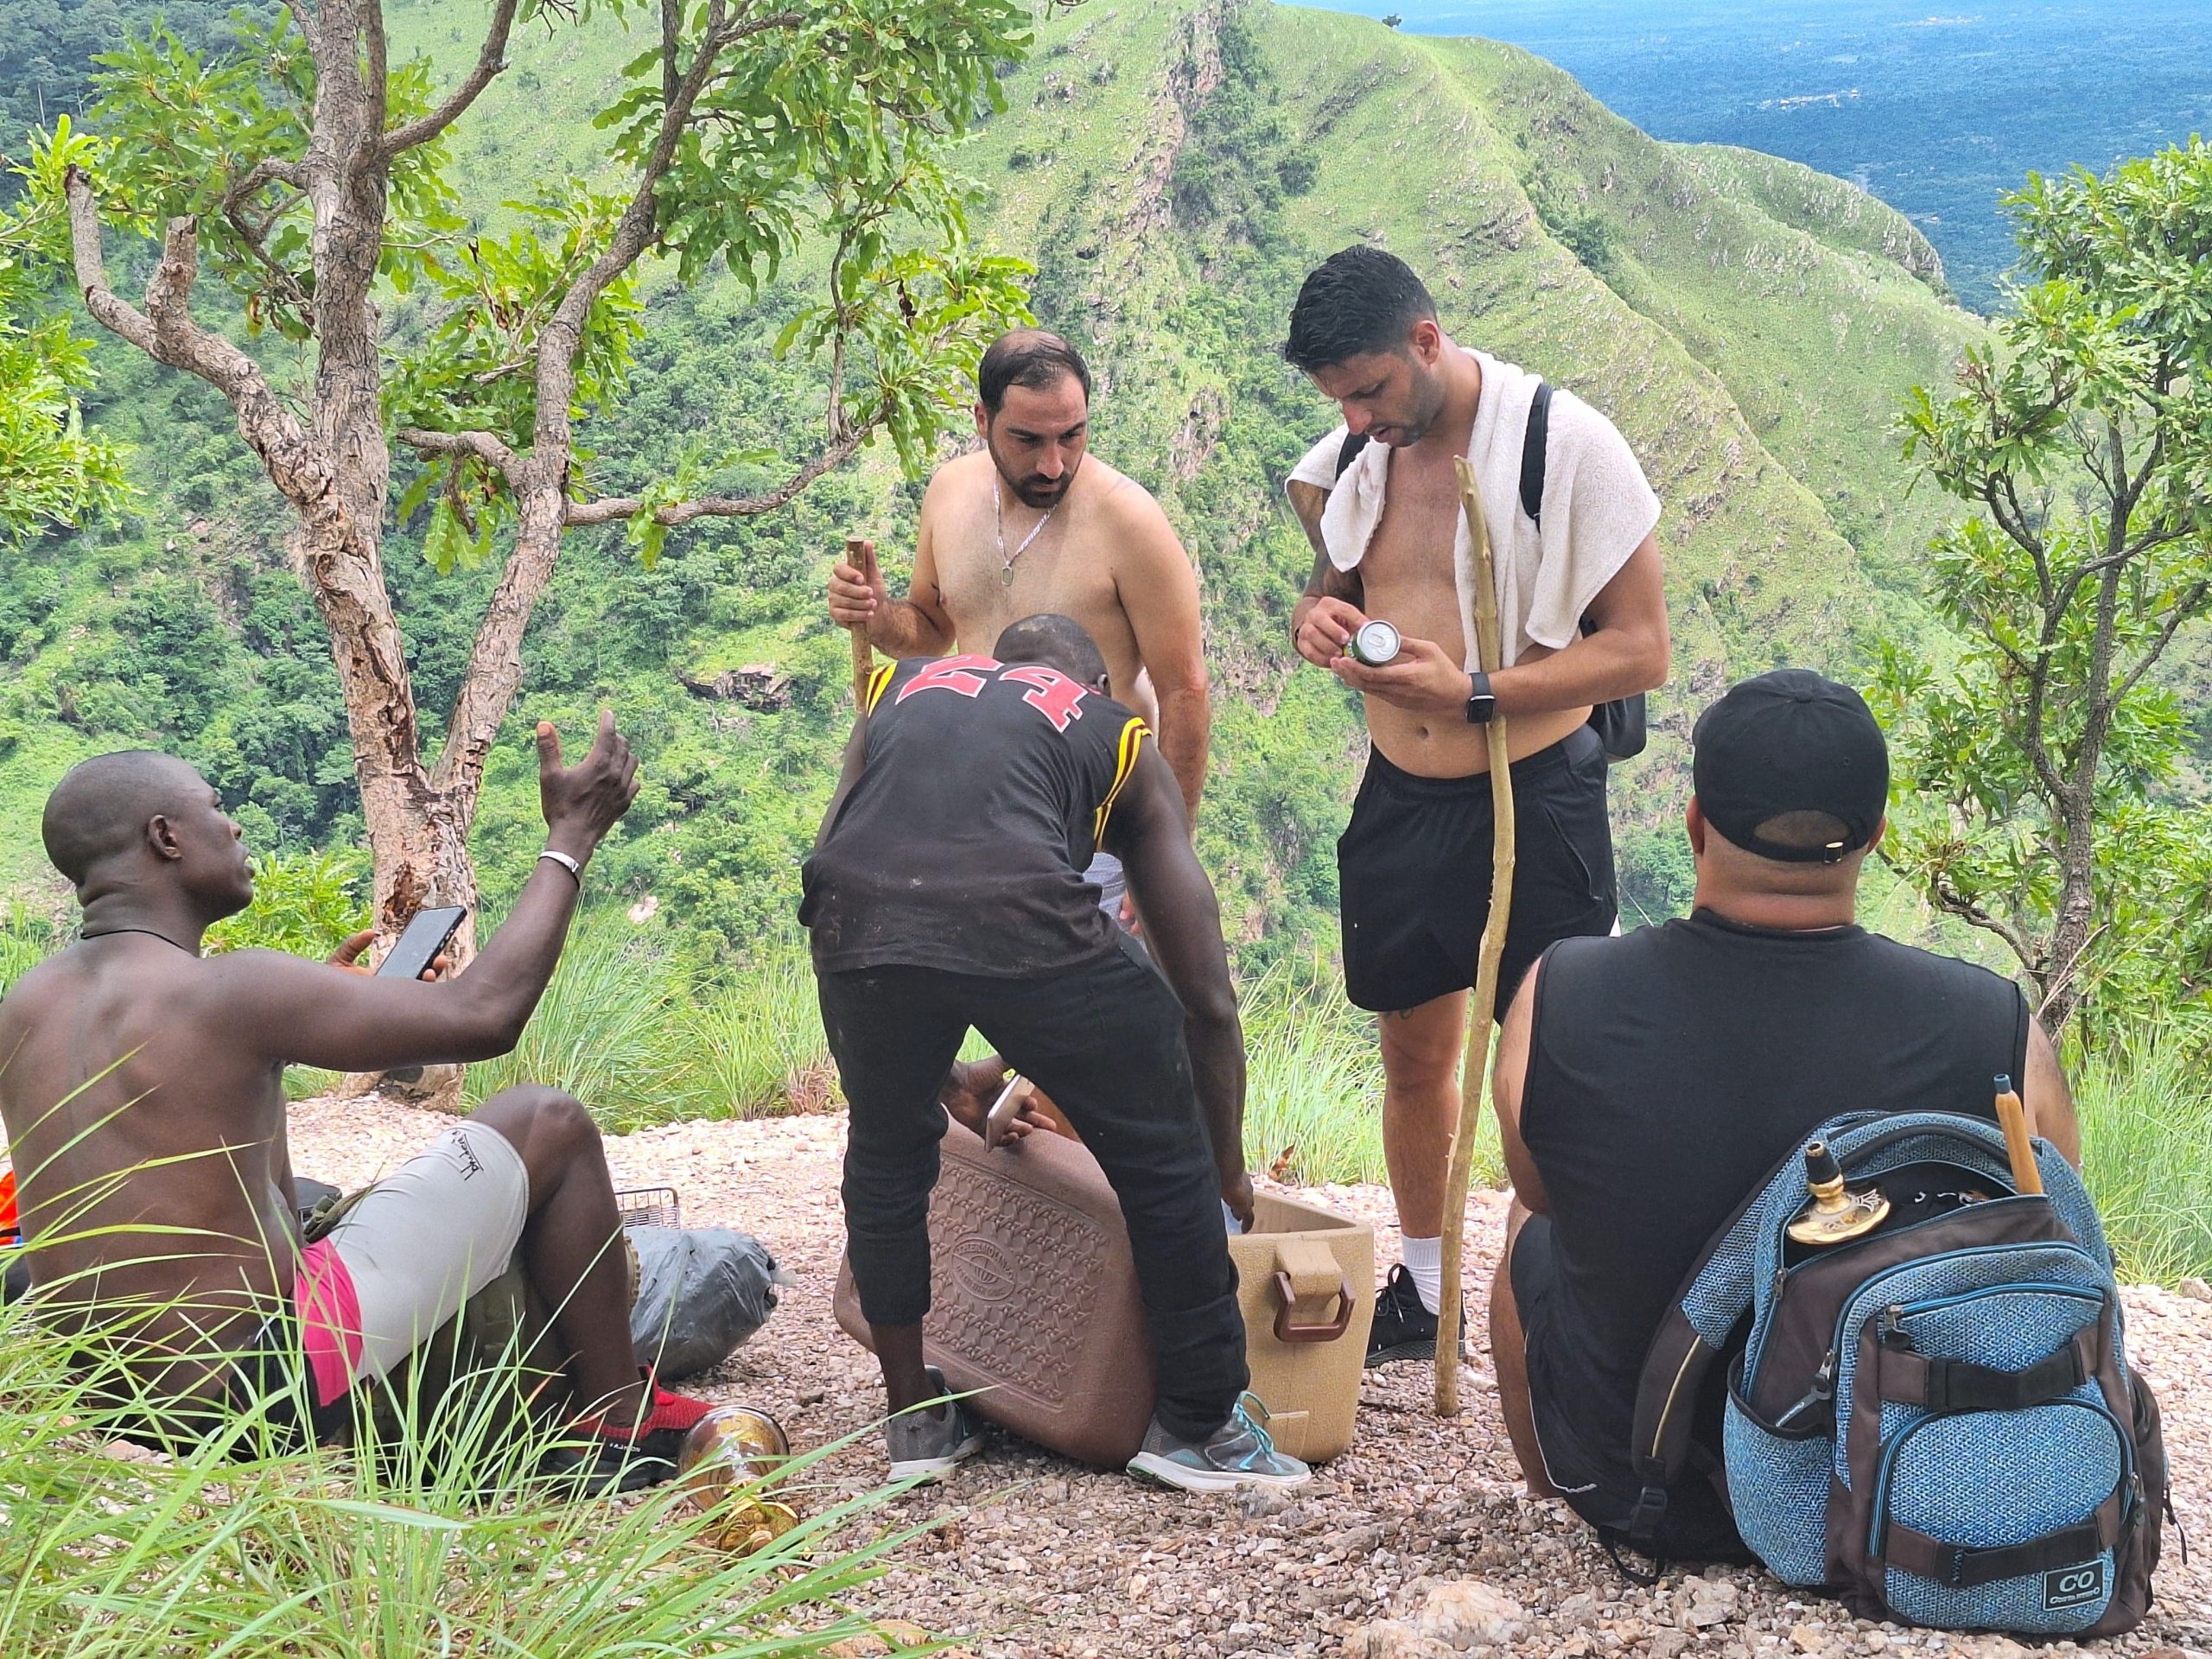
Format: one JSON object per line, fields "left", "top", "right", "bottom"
{"left": 825, "top": 327, "right": 1210, "bottom": 899}
{"left": 1281, "top": 246, "right": 1671, "bottom": 1368}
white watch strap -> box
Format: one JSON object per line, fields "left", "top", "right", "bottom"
{"left": 538, "top": 848, "right": 583, "bottom": 883}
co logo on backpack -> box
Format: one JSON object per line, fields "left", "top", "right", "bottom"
{"left": 2042, "top": 1561, "right": 2106, "bottom": 1612}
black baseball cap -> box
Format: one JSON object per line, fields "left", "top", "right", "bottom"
{"left": 1691, "top": 670, "right": 1889, "bottom": 864}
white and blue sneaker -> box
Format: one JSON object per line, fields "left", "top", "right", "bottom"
{"left": 885, "top": 1368, "right": 984, "bottom": 1483}
{"left": 1126, "top": 1395, "right": 1313, "bottom": 1493}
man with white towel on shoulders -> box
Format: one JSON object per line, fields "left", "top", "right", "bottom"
{"left": 1279, "top": 245, "right": 1671, "bottom": 1372}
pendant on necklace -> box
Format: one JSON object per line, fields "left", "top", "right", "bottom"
{"left": 1001, "top": 563, "right": 1014, "bottom": 588}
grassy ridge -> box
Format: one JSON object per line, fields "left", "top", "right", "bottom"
{"left": 0, "top": 0, "right": 1984, "bottom": 957}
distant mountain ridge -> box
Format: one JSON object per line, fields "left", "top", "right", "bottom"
{"left": 0, "top": 0, "right": 1982, "bottom": 948}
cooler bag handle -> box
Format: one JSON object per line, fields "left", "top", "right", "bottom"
{"left": 1271, "top": 1237, "right": 1355, "bottom": 1344}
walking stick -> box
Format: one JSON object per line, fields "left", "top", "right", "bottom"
{"left": 844, "top": 537, "right": 876, "bottom": 710}
{"left": 1435, "top": 455, "right": 1516, "bottom": 1419}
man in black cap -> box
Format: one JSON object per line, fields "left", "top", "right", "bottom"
{"left": 1484, "top": 668, "right": 2080, "bottom": 1558}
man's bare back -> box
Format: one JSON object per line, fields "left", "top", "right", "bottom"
{"left": 1, "top": 934, "right": 302, "bottom": 1395}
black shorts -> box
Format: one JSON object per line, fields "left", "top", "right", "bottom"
{"left": 1338, "top": 722, "right": 1616, "bottom": 1016}
{"left": 1510, "top": 1214, "right": 1748, "bottom": 1563}
{"left": 74, "top": 1308, "right": 353, "bottom": 1459}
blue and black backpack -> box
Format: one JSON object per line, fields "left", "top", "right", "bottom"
{"left": 1627, "top": 1109, "right": 2169, "bottom": 1636}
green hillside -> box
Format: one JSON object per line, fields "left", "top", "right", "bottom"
{"left": 0, "top": 0, "right": 1983, "bottom": 958}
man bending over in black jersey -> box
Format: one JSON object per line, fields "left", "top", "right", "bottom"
{"left": 801, "top": 613, "right": 1307, "bottom": 1495}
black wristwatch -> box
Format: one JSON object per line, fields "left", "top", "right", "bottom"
{"left": 1465, "top": 671, "right": 1497, "bottom": 725}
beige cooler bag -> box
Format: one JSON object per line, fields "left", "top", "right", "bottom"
{"left": 1230, "top": 1191, "right": 1374, "bottom": 1464}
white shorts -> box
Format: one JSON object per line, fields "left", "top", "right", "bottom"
{"left": 311, "top": 1122, "right": 531, "bottom": 1390}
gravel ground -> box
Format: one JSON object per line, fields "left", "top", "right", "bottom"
{"left": 290, "top": 1096, "right": 2211, "bottom": 1658}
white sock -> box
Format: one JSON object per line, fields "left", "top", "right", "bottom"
{"left": 1400, "top": 1235, "right": 1444, "bottom": 1314}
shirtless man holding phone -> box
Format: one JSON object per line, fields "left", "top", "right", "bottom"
{"left": 0, "top": 714, "right": 711, "bottom": 1489}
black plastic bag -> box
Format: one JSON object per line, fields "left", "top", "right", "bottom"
{"left": 626, "top": 1225, "right": 783, "bottom": 1381}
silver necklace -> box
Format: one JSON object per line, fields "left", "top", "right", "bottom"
{"left": 994, "top": 475, "right": 1057, "bottom": 588}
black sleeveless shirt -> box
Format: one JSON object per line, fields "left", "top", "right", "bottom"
{"left": 1518, "top": 909, "right": 2029, "bottom": 1470}
{"left": 800, "top": 655, "right": 1150, "bottom": 978}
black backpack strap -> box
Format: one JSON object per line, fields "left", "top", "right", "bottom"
{"left": 1623, "top": 1303, "right": 1726, "bottom": 1551}
{"left": 1334, "top": 429, "right": 1370, "bottom": 481}
{"left": 1521, "top": 381, "right": 1552, "bottom": 524}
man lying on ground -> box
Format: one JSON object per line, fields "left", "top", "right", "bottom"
{"left": 802, "top": 613, "right": 1308, "bottom": 1493}
{"left": 0, "top": 714, "right": 710, "bottom": 1490}
{"left": 1488, "top": 670, "right": 2080, "bottom": 1558}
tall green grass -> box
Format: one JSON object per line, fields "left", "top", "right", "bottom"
{"left": 0, "top": 1132, "right": 944, "bottom": 1656}
{"left": 456, "top": 918, "right": 830, "bottom": 1128}
{"left": 1224, "top": 953, "right": 1506, "bottom": 1192}
{"left": 2072, "top": 1033, "right": 2212, "bottom": 1286}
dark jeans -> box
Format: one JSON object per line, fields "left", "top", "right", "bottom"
{"left": 817, "top": 936, "right": 1249, "bottom": 1442}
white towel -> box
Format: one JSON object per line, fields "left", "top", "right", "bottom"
{"left": 1285, "top": 352, "right": 1660, "bottom": 670}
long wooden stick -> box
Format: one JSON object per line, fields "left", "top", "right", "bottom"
{"left": 844, "top": 537, "right": 876, "bottom": 709}
{"left": 1436, "top": 455, "right": 1517, "bottom": 1419}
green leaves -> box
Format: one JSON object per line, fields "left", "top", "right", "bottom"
{"left": 1886, "top": 137, "right": 2212, "bottom": 1039}
{"left": 0, "top": 124, "right": 130, "bottom": 540}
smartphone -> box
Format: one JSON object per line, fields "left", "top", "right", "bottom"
{"left": 374, "top": 905, "right": 467, "bottom": 982}
{"left": 983, "top": 1075, "right": 1033, "bottom": 1149}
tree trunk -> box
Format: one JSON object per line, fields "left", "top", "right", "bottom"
{"left": 2041, "top": 797, "right": 2099, "bottom": 1038}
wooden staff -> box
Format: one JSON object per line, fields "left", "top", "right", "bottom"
{"left": 844, "top": 537, "right": 876, "bottom": 709}
{"left": 1436, "top": 455, "right": 1517, "bottom": 1419}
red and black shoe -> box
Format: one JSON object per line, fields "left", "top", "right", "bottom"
{"left": 544, "top": 1370, "right": 714, "bottom": 1496}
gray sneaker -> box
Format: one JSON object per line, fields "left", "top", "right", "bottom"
{"left": 885, "top": 1368, "right": 984, "bottom": 1482}
{"left": 1126, "top": 1395, "right": 1313, "bottom": 1493}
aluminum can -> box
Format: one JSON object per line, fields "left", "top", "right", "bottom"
{"left": 1348, "top": 620, "right": 1402, "bottom": 666}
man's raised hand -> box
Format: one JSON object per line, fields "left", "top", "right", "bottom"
{"left": 537, "top": 709, "right": 640, "bottom": 863}
{"left": 827, "top": 538, "right": 887, "bottom": 632}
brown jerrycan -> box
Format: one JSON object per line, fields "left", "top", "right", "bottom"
{"left": 834, "top": 1114, "right": 1155, "bottom": 1465}
{"left": 832, "top": 1114, "right": 1376, "bottom": 1466}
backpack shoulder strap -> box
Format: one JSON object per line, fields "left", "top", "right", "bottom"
{"left": 1521, "top": 381, "right": 1552, "bottom": 525}
{"left": 1333, "top": 429, "right": 1370, "bottom": 480}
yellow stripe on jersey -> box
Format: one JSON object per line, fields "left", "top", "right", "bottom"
{"left": 1093, "top": 716, "right": 1152, "bottom": 843}
{"left": 864, "top": 661, "right": 897, "bottom": 714}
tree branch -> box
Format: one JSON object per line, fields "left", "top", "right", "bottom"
{"left": 529, "top": 0, "right": 731, "bottom": 460}
{"left": 218, "top": 158, "right": 313, "bottom": 313}
{"left": 1929, "top": 875, "right": 2035, "bottom": 971}
{"left": 565, "top": 426, "right": 874, "bottom": 525}
{"left": 221, "top": 157, "right": 308, "bottom": 213}
{"left": 396, "top": 425, "right": 524, "bottom": 485}
{"left": 363, "top": 0, "right": 391, "bottom": 142}
{"left": 66, "top": 172, "right": 270, "bottom": 407}
{"left": 2109, "top": 575, "right": 2212, "bottom": 709}
{"left": 376, "top": 0, "right": 521, "bottom": 160}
